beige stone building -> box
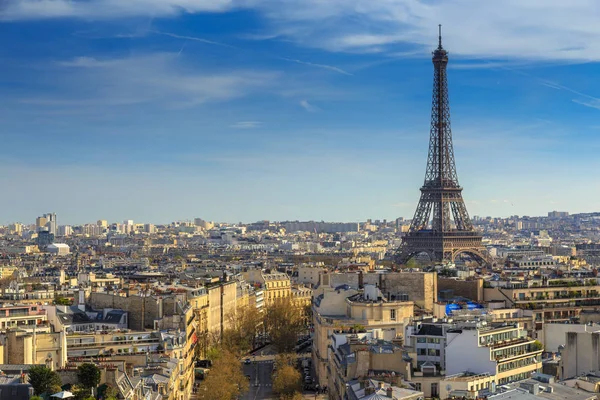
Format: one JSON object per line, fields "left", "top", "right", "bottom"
{"left": 243, "top": 270, "right": 291, "bottom": 306}
{"left": 3, "top": 329, "right": 67, "bottom": 370}
{"left": 328, "top": 330, "right": 412, "bottom": 400}
{"left": 327, "top": 271, "right": 437, "bottom": 311}
{"left": 560, "top": 330, "right": 600, "bottom": 379}
{"left": 312, "top": 283, "right": 413, "bottom": 387}
{"left": 207, "top": 281, "right": 237, "bottom": 341}
{"left": 291, "top": 284, "right": 312, "bottom": 308}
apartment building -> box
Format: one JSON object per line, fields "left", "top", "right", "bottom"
{"left": 445, "top": 322, "right": 542, "bottom": 384}
{"left": 484, "top": 277, "right": 600, "bottom": 329}
{"left": 346, "top": 379, "right": 424, "bottom": 400}
{"left": 207, "top": 280, "right": 237, "bottom": 341}
{"left": 243, "top": 270, "right": 291, "bottom": 306}
{"left": 327, "top": 329, "right": 412, "bottom": 400}
{"left": 0, "top": 304, "right": 49, "bottom": 332}
{"left": 312, "top": 283, "right": 414, "bottom": 387}
{"left": 560, "top": 329, "right": 600, "bottom": 379}
{"left": 3, "top": 329, "right": 67, "bottom": 370}
{"left": 327, "top": 271, "right": 437, "bottom": 311}
{"left": 292, "top": 284, "right": 312, "bottom": 308}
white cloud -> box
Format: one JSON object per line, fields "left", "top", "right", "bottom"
{"left": 299, "top": 100, "right": 319, "bottom": 112}
{"left": 7, "top": 1, "right": 600, "bottom": 61}
{"left": 0, "top": 0, "right": 236, "bottom": 20}
{"left": 249, "top": 0, "right": 600, "bottom": 61}
{"left": 230, "top": 121, "right": 262, "bottom": 129}
{"left": 22, "top": 53, "right": 277, "bottom": 108}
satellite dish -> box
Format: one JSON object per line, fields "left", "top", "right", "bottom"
{"left": 446, "top": 384, "right": 452, "bottom": 391}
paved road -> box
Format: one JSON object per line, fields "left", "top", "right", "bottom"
{"left": 244, "top": 352, "right": 311, "bottom": 363}
{"left": 241, "top": 359, "right": 275, "bottom": 400}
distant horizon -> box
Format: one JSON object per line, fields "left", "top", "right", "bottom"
{"left": 3, "top": 209, "right": 587, "bottom": 227}
{"left": 2, "top": 2, "right": 600, "bottom": 223}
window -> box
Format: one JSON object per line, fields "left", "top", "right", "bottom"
{"left": 431, "top": 383, "right": 439, "bottom": 397}
{"left": 414, "top": 383, "right": 421, "bottom": 391}
{"left": 390, "top": 309, "right": 396, "bottom": 321}
{"left": 417, "top": 337, "right": 426, "bottom": 343}
{"left": 418, "top": 349, "right": 427, "bottom": 355}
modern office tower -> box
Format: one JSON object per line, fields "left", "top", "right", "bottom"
{"left": 35, "top": 216, "right": 47, "bottom": 231}
{"left": 44, "top": 213, "right": 57, "bottom": 236}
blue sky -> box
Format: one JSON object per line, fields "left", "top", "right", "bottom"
{"left": 2, "top": 1, "right": 600, "bottom": 225}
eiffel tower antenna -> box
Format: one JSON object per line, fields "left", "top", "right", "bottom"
{"left": 396, "top": 26, "right": 491, "bottom": 267}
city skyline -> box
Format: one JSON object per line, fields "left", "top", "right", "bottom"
{"left": 1, "top": 209, "right": 584, "bottom": 228}
{"left": 2, "top": 2, "right": 600, "bottom": 224}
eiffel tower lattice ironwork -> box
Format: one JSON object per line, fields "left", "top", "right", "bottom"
{"left": 397, "top": 26, "right": 491, "bottom": 266}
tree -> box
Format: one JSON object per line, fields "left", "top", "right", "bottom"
{"left": 198, "top": 349, "right": 249, "bottom": 400}
{"left": 272, "top": 354, "right": 302, "bottom": 399}
{"left": 264, "top": 297, "right": 306, "bottom": 353}
{"left": 54, "top": 296, "right": 72, "bottom": 306}
{"left": 97, "top": 384, "right": 119, "bottom": 400}
{"left": 222, "top": 304, "right": 263, "bottom": 355}
{"left": 28, "top": 365, "right": 62, "bottom": 395}
{"left": 531, "top": 340, "right": 544, "bottom": 351}
{"left": 77, "top": 363, "right": 101, "bottom": 391}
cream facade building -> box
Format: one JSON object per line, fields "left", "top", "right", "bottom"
{"left": 312, "top": 284, "right": 413, "bottom": 387}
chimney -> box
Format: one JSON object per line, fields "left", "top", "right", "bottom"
{"left": 386, "top": 387, "right": 393, "bottom": 398}
{"left": 78, "top": 289, "right": 86, "bottom": 312}
{"left": 358, "top": 271, "right": 364, "bottom": 289}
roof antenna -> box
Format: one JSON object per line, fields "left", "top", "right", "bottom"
{"left": 438, "top": 24, "right": 442, "bottom": 49}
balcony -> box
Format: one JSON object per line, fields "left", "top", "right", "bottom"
{"left": 490, "top": 338, "right": 532, "bottom": 350}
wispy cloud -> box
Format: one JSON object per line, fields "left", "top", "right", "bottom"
{"left": 7, "top": 1, "right": 600, "bottom": 63}
{"left": 572, "top": 99, "right": 600, "bottom": 110}
{"left": 230, "top": 121, "right": 263, "bottom": 129}
{"left": 280, "top": 57, "right": 352, "bottom": 76}
{"left": 0, "top": 0, "right": 235, "bottom": 20}
{"left": 151, "top": 30, "right": 235, "bottom": 48}
{"left": 23, "top": 53, "right": 278, "bottom": 108}
{"left": 299, "top": 100, "right": 319, "bottom": 112}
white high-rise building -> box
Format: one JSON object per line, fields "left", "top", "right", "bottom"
{"left": 57, "top": 225, "right": 73, "bottom": 237}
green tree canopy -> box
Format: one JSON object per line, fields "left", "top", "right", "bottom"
{"left": 222, "top": 304, "right": 263, "bottom": 355}
{"left": 77, "top": 363, "right": 101, "bottom": 389}
{"left": 28, "top": 366, "right": 62, "bottom": 395}
{"left": 272, "top": 354, "right": 302, "bottom": 399}
{"left": 264, "top": 297, "right": 305, "bottom": 353}
{"left": 54, "top": 296, "right": 72, "bottom": 306}
{"left": 198, "top": 349, "right": 249, "bottom": 400}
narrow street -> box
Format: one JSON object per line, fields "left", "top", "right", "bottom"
{"left": 241, "top": 359, "right": 275, "bottom": 400}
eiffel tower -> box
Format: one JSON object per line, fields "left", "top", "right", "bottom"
{"left": 397, "top": 26, "right": 491, "bottom": 266}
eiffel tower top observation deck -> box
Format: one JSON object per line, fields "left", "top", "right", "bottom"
{"left": 397, "top": 26, "right": 491, "bottom": 266}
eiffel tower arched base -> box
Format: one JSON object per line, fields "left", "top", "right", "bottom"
{"left": 396, "top": 230, "right": 493, "bottom": 267}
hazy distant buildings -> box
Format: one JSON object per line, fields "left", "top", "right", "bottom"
{"left": 282, "top": 221, "right": 359, "bottom": 233}
{"left": 144, "top": 223, "right": 156, "bottom": 234}
{"left": 194, "top": 218, "right": 214, "bottom": 230}
{"left": 548, "top": 211, "right": 569, "bottom": 218}
{"left": 57, "top": 225, "right": 73, "bottom": 237}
